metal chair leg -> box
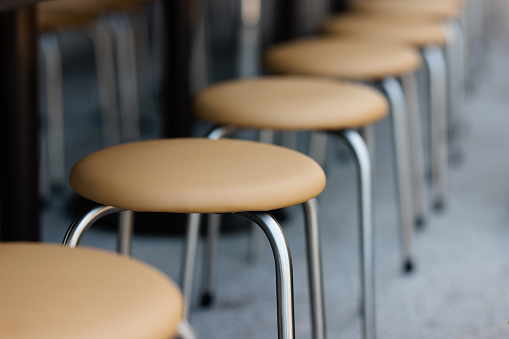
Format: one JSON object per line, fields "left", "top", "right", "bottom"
{"left": 40, "top": 33, "right": 66, "bottom": 190}
{"left": 338, "top": 129, "right": 376, "bottom": 339}
{"left": 302, "top": 198, "right": 326, "bottom": 339}
{"left": 423, "top": 46, "right": 448, "bottom": 211}
{"left": 199, "top": 213, "right": 221, "bottom": 307}
{"left": 87, "top": 21, "right": 121, "bottom": 147}
{"left": 118, "top": 210, "right": 134, "bottom": 256}
{"left": 180, "top": 213, "right": 202, "bottom": 320}
{"left": 63, "top": 205, "right": 124, "bottom": 247}
{"left": 238, "top": 211, "right": 295, "bottom": 339}
{"left": 401, "top": 72, "right": 428, "bottom": 227}
{"left": 381, "top": 77, "right": 415, "bottom": 272}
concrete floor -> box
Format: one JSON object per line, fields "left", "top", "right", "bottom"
{"left": 42, "top": 1, "right": 509, "bottom": 338}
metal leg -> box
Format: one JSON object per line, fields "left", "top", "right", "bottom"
{"left": 446, "top": 19, "right": 467, "bottom": 164}
{"left": 337, "top": 129, "right": 376, "bottom": 339}
{"left": 200, "top": 213, "right": 221, "bottom": 307}
{"left": 423, "top": 46, "right": 448, "bottom": 211}
{"left": 360, "top": 124, "right": 376, "bottom": 164}
{"left": 180, "top": 213, "right": 202, "bottom": 319}
{"left": 309, "top": 132, "right": 328, "bottom": 168}
{"left": 401, "top": 72, "right": 428, "bottom": 227}
{"left": 177, "top": 319, "right": 198, "bottom": 339}
{"left": 107, "top": 13, "right": 141, "bottom": 141}
{"left": 87, "top": 21, "right": 121, "bottom": 147}
{"left": 238, "top": 211, "right": 295, "bottom": 339}
{"left": 381, "top": 77, "right": 415, "bottom": 272}
{"left": 63, "top": 205, "right": 124, "bottom": 247}
{"left": 247, "top": 130, "right": 276, "bottom": 263}
{"left": 40, "top": 33, "right": 66, "bottom": 190}
{"left": 118, "top": 210, "right": 134, "bottom": 256}
{"left": 302, "top": 198, "right": 325, "bottom": 339}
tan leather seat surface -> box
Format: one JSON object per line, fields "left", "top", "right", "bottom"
{"left": 194, "top": 77, "right": 388, "bottom": 131}
{"left": 0, "top": 243, "right": 183, "bottom": 339}
{"left": 38, "top": 6, "right": 97, "bottom": 31}
{"left": 353, "top": 0, "right": 462, "bottom": 20}
{"left": 70, "top": 138, "right": 326, "bottom": 213}
{"left": 321, "top": 13, "right": 449, "bottom": 47}
{"left": 265, "top": 37, "right": 421, "bottom": 81}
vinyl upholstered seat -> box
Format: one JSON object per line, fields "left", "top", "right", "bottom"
{"left": 69, "top": 138, "right": 326, "bottom": 213}
{"left": 321, "top": 13, "right": 449, "bottom": 47}
{"left": 353, "top": 0, "right": 462, "bottom": 20}
{"left": 265, "top": 37, "right": 421, "bottom": 81}
{"left": 0, "top": 243, "right": 184, "bottom": 339}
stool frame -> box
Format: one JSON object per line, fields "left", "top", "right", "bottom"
{"left": 63, "top": 199, "right": 321, "bottom": 339}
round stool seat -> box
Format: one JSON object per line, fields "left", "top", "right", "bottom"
{"left": 194, "top": 77, "right": 388, "bottom": 130}
{"left": 321, "top": 13, "right": 449, "bottom": 47}
{"left": 0, "top": 243, "right": 183, "bottom": 339}
{"left": 70, "top": 138, "right": 326, "bottom": 213}
{"left": 352, "top": 0, "right": 462, "bottom": 20}
{"left": 265, "top": 37, "right": 421, "bottom": 81}
{"left": 38, "top": 6, "right": 96, "bottom": 31}
{"left": 39, "top": 0, "right": 141, "bottom": 17}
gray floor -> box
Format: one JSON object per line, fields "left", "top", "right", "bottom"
{"left": 42, "top": 2, "right": 509, "bottom": 338}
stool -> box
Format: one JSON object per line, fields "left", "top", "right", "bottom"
{"left": 0, "top": 243, "right": 193, "bottom": 339}
{"left": 40, "top": 0, "right": 152, "bottom": 142}
{"left": 194, "top": 76, "right": 388, "bottom": 339}
{"left": 37, "top": 5, "right": 121, "bottom": 191}
{"left": 321, "top": 13, "right": 452, "bottom": 210}
{"left": 265, "top": 37, "right": 423, "bottom": 272}
{"left": 63, "top": 138, "right": 326, "bottom": 339}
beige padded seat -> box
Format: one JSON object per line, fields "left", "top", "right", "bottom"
{"left": 265, "top": 37, "right": 421, "bottom": 81}
{"left": 194, "top": 76, "right": 388, "bottom": 130}
{"left": 321, "top": 13, "right": 449, "bottom": 47}
{"left": 70, "top": 138, "right": 326, "bottom": 213}
{"left": 0, "top": 243, "right": 183, "bottom": 339}
{"left": 353, "top": 0, "right": 463, "bottom": 20}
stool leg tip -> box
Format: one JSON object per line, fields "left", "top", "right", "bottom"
{"left": 403, "top": 259, "right": 415, "bottom": 273}
{"left": 200, "top": 292, "right": 214, "bottom": 307}
{"left": 415, "top": 216, "right": 426, "bottom": 229}
{"left": 433, "top": 200, "right": 445, "bottom": 212}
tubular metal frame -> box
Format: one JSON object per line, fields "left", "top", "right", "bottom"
{"left": 381, "top": 77, "right": 415, "bottom": 272}
{"left": 422, "top": 46, "right": 448, "bottom": 211}
{"left": 63, "top": 205, "right": 297, "bottom": 339}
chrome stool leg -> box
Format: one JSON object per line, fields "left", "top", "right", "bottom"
{"left": 238, "top": 211, "right": 295, "bottom": 339}
{"left": 381, "top": 77, "right": 415, "bottom": 272}
{"left": 422, "top": 46, "right": 448, "bottom": 211}
{"left": 303, "top": 198, "right": 325, "bottom": 339}
{"left": 401, "top": 72, "right": 428, "bottom": 227}
{"left": 180, "top": 213, "right": 202, "bottom": 319}
{"left": 338, "top": 129, "right": 376, "bottom": 339}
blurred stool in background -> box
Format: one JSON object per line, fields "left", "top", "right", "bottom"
{"left": 38, "top": 4, "right": 121, "bottom": 194}
{"left": 265, "top": 37, "right": 424, "bottom": 273}
{"left": 321, "top": 13, "right": 452, "bottom": 211}
{"left": 0, "top": 242, "right": 195, "bottom": 339}
{"left": 194, "top": 76, "right": 388, "bottom": 339}
{"left": 63, "top": 138, "right": 326, "bottom": 339}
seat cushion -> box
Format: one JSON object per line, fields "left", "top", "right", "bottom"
{"left": 70, "top": 138, "right": 326, "bottom": 213}
{"left": 265, "top": 37, "right": 421, "bottom": 80}
{"left": 0, "top": 243, "right": 183, "bottom": 339}
{"left": 194, "top": 77, "right": 388, "bottom": 130}
{"left": 321, "top": 13, "right": 449, "bottom": 47}
{"left": 352, "top": 0, "right": 462, "bottom": 19}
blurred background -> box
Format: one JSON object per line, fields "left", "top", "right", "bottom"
{"left": 32, "top": 0, "right": 509, "bottom": 338}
